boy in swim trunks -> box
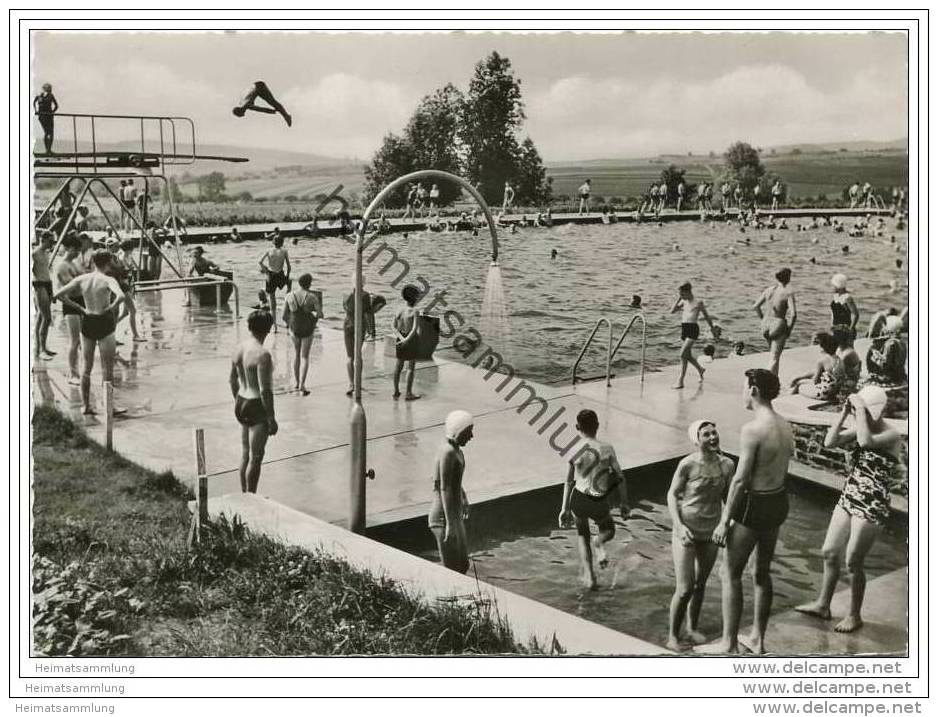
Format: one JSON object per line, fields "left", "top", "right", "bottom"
{"left": 753, "top": 267, "right": 797, "bottom": 376}
{"left": 53, "top": 250, "right": 126, "bottom": 415}
{"left": 667, "top": 419, "right": 735, "bottom": 650}
{"left": 259, "top": 234, "right": 291, "bottom": 331}
{"left": 670, "top": 282, "right": 718, "bottom": 389}
{"left": 54, "top": 235, "right": 85, "bottom": 384}
{"left": 708, "top": 369, "right": 793, "bottom": 655}
{"left": 232, "top": 80, "right": 292, "bottom": 127}
{"left": 32, "top": 231, "right": 56, "bottom": 360}
{"left": 229, "top": 310, "right": 278, "bottom": 494}
{"left": 558, "top": 409, "right": 630, "bottom": 590}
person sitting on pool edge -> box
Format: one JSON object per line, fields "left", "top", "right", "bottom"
{"left": 558, "top": 409, "right": 630, "bottom": 591}
{"left": 666, "top": 420, "right": 735, "bottom": 651}
{"left": 392, "top": 284, "right": 422, "bottom": 401}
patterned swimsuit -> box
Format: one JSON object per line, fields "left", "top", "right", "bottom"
{"left": 837, "top": 446, "right": 899, "bottom": 526}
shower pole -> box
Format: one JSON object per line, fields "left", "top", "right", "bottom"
{"left": 350, "top": 170, "right": 500, "bottom": 533}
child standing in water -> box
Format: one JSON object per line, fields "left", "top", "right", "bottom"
{"left": 558, "top": 409, "right": 630, "bottom": 590}
{"left": 670, "top": 282, "right": 719, "bottom": 389}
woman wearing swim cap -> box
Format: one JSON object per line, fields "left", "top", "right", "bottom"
{"left": 428, "top": 410, "right": 474, "bottom": 573}
{"left": 795, "top": 386, "right": 902, "bottom": 633}
{"left": 666, "top": 420, "right": 735, "bottom": 651}
{"left": 829, "top": 273, "right": 859, "bottom": 342}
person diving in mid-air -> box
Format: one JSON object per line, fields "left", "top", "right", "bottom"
{"left": 232, "top": 81, "right": 292, "bottom": 127}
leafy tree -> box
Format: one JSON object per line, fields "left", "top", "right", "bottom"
{"left": 196, "top": 172, "right": 226, "bottom": 202}
{"left": 459, "top": 52, "right": 526, "bottom": 204}
{"left": 363, "top": 132, "right": 418, "bottom": 208}
{"left": 659, "top": 164, "right": 687, "bottom": 203}
{"left": 514, "top": 137, "right": 550, "bottom": 205}
{"left": 404, "top": 84, "right": 465, "bottom": 206}
{"left": 723, "top": 141, "right": 765, "bottom": 191}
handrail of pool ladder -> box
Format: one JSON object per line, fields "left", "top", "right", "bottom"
{"left": 609, "top": 312, "right": 648, "bottom": 385}
{"left": 571, "top": 318, "right": 614, "bottom": 386}
{"left": 349, "top": 169, "right": 501, "bottom": 534}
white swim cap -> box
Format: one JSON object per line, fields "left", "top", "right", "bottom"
{"left": 883, "top": 316, "right": 903, "bottom": 335}
{"left": 856, "top": 386, "right": 888, "bottom": 421}
{"left": 445, "top": 410, "right": 474, "bottom": 440}
{"left": 687, "top": 419, "right": 715, "bottom": 446}
{"left": 831, "top": 273, "right": 848, "bottom": 290}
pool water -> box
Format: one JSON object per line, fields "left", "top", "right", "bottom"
{"left": 403, "top": 474, "right": 908, "bottom": 649}
{"left": 195, "top": 218, "right": 909, "bottom": 383}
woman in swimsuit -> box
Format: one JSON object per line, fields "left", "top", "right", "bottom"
{"left": 753, "top": 267, "right": 797, "bottom": 375}
{"left": 789, "top": 332, "right": 842, "bottom": 400}
{"left": 795, "top": 386, "right": 901, "bottom": 633}
{"left": 282, "top": 273, "right": 322, "bottom": 396}
{"left": 829, "top": 273, "right": 860, "bottom": 342}
{"left": 666, "top": 420, "right": 735, "bottom": 651}
{"left": 865, "top": 315, "right": 908, "bottom": 387}
{"left": 428, "top": 410, "right": 474, "bottom": 574}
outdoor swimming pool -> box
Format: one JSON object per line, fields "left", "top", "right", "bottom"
{"left": 195, "top": 217, "right": 909, "bottom": 383}
{"left": 373, "top": 461, "right": 908, "bottom": 649}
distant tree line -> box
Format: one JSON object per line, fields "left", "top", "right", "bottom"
{"left": 363, "top": 52, "right": 551, "bottom": 209}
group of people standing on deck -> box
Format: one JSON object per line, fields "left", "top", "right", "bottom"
{"left": 426, "top": 259, "right": 907, "bottom": 654}
{"left": 32, "top": 229, "right": 146, "bottom": 416}
{"left": 637, "top": 179, "right": 786, "bottom": 218}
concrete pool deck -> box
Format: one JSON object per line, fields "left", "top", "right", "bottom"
{"left": 32, "top": 294, "right": 908, "bottom": 525}
{"left": 31, "top": 294, "right": 910, "bottom": 656}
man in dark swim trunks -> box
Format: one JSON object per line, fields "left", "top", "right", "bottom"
{"left": 32, "top": 231, "right": 56, "bottom": 361}
{"left": 33, "top": 82, "right": 58, "bottom": 154}
{"left": 708, "top": 369, "right": 793, "bottom": 655}
{"left": 259, "top": 234, "right": 291, "bottom": 330}
{"left": 53, "top": 250, "right": 125, "bottom": 415}
{"left": 229, "top": 310, "right": 278, "bottom": 494}
{"left": 232, "top": 81, "right": 292, "bottom": 127}
{"left": 54, "top": 235, "right": 85, "bottom": 384}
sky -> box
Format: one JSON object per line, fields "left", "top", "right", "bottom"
{"left": 32, "top": 31, "right": 908, "bottom": 162}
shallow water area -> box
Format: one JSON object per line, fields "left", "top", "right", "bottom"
{"left": 413, "top": 481, "right": 908, "bottom": 649}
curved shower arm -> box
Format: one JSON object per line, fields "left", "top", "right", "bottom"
{"left": 357, "top": 169, "right": 499, "bottom": 263}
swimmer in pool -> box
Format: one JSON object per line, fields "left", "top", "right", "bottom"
{"left": 558, "top": 409, "right": 630, "bottom": 591}
{"left": 229, "top": 310, "right": 278, "bottom": 494}
{"left": 753, "top": 268, "right": 797, "bottom": 376}
{"left": 53, "top": 250, "right": 126, "bottom": 416}
{"left": 667, "top": 420, "right": 735, "bottom": 650}
{"left": 670, "top": 282, "right": 718, "bottom": 389}
{"left": 232, "top": 80, "right": 292, "bottom": 127}
{"left": 707, "top": 369, "right": 792, "bottom": 655}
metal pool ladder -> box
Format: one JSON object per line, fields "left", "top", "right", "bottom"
{"left": 571, "top": 313, "right": 647, "bottom": 386}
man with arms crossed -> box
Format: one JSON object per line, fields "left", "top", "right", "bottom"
{"left": 709, "top": 369, "right": 793, "bottom": 655}
{"left": 229, "top": 310, "right": 278, "bottom": 494}
{"left": 54, "top": 250, "right": 125, "bottom": 415}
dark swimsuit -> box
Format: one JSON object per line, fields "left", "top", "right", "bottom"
{"left": 265, "top": 271, "right": 290, "bottom": 295}
{"left": 830, "top": 299, "right": 854, "bottom": 337}
{"left": 838, "top": 447, "right": 898, "bottom": 526}
{"left": 681, "top": 322, "right": 700, "bottom": 341}
{"left": 234, "top": 395, "right": 266, "bottom": 427}
{"left": 80, "top": 312, "right": 116, "bottom": 340}
{"left": 62, "top": 295, "right": 84, "bottom": 317}
{"left": 731, "top": 485, "right": 789, "bottom": 531}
